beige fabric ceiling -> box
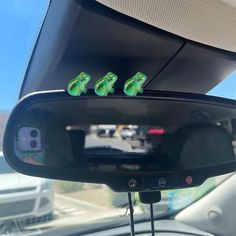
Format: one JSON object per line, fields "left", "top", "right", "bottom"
{"left": 97, "top": 0, "right": 236, "bottom": 52}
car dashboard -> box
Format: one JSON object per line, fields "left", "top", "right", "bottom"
{"left": 81, "top": 220, "right": 214, "bottom": 236}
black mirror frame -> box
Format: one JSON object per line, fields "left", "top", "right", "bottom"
{"left": 3, "top": 89, "right": 236, "bottom": 192}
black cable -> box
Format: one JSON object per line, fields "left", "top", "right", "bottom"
{"left": 128, "top": 192, "right": 135, "bottom": 236}
{"left": 150, "top": 203, "right": 155, "bottom": 236}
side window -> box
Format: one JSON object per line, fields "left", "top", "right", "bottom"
{"left": 208, "top": 71, "right": 236, "bottom": 99}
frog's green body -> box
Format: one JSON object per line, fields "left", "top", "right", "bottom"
{"left": 124, "top": 72, "right": 147, "bottom": 96}
{"left": 67, "top": 72, "right": 91, "bottom": 96}
{"left": 95, "top": 72, "right": 118, "bottom": 96}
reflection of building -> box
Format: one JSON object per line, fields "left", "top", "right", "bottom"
{"left": 66, "top": 125, "right": 90, "bottom": 134}
{"left": 0, "top": 112, "right": 9, "bottom": 150}
{"left": 90, "top": 125, "right": 98, "bottom": 134}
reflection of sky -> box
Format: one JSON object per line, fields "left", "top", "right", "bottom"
{"left": 0, "top": 0, "right": 236, "bottom": 111}
{"left": 0, "top": 0, "right": 49, "bottom": 110}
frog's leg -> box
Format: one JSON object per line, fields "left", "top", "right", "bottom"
{"left": 127, "top": 88, "right": 135, "bottom": 96}
{"left": 135, "top": 85, "right": 143, "bottom": 94}
{"left": 95, "top": 78, "right": 103, "bottom": 88}
{"left": 68, "top": 79, "right": 78, "bottom": 91}
{"left": 80, "top": 84, "right": 86, "bottom": 93}
{"left": 83, "top": 87, "right": 88, "bottom": 94}
{"left": 124, "top": 79, "right": 133, "bottom": 91}
{"left": 133, "top": 89, "right": 138, "bottom": 96}
{"left": 109, "top": 87, "right": 115, "bottom": 93}
{"left": 101, "top": 88, "right": 109, "bottom": 96}
{"left": 80, "top": 85, "right": 87, "bottom": 94}
{"left": 95, "top": 86, "right": 106, "bottom": 96}
{"left": 139, "top": 87, "right": 144, "bottom": 93}
{"left": 95, "top": 81, "right": 103, "bottom": 95}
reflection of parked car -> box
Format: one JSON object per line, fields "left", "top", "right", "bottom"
{"left": 120, "top": 128, "right": 136, "bottom": 140}
{"left": 96, "top": 125, "right": 116, "bottom": 137}
{"left": 0, "top": 152, "right": 54, "bottom": 222}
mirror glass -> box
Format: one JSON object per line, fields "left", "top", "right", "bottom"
{"left": 12, "top": 98, "right": 236, "bottom": 173}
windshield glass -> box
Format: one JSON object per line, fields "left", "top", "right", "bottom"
{"left": 0, "top": 0, "right": 49, "bottom": 110}
{"left": 0, "top": 155, "right": 15, "bottom": 174}
{"left": 1, "top": 1, "right": 236, "bottom": 235}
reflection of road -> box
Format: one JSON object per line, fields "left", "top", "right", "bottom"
{"left": 85, "top": 134, "right": 145, "bottom": 153}
{"left": 54, "top": 193, "right": 105, "bottom": 220}
{"left": 54, "top": 194, "right": 169, "bottom": 222}
{"left": 28, "top": 193, "right": 126, "bottom": 231}
{"left": 21, "top": 193, "right": 125, "bottom": 234}
{"left": 21, "top": 193, "right": 143, "bottom": 235}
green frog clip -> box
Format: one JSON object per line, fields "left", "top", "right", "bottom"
{"left": 94, "top": 72, "right": 118, "bottom": 96}
{"left": 67, "top": 72, "right": 91, "bottom": 96}
{"left": 124, "top": 72, "right": 147, "bottom": 96}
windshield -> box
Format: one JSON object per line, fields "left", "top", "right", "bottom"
{"left": 1, "top": 1, "right": 236, "bottom": 235}
{"left": 0, "top": 156, "right": 15, "bottom": 174}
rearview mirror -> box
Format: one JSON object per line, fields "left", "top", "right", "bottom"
{"left": 3, "top": 90, "right": 236, "bottom": 192}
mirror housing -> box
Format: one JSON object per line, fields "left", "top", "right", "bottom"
{"left": 3, "top": 90, "right": 236, "bottom": 192}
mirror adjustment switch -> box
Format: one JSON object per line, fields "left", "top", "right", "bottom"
{"left": 178, "top": 175, "right": 204, "bottom": 187}
{"left": 117, "top": 177, "right": 144, "bottom": 191}
{"left": 148, "top": 177, "right": 175, "bottom": 189}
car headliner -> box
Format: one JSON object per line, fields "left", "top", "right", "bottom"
{"left": 97, "top": 0, "right": 236, "bottom": 53}
{"left": 20, "top": 0, "right": 236, "bottom": 98}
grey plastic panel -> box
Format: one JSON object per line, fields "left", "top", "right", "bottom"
{"left": 20, "top": 0, "right": 236, "bottom": 98}
{"left": 145, "top": 42, "right": 236, "bottom": 94}
{"left": 176, "top": 173, "right": 236, "bottom": 236}
{"left": 40, "top": 219, "right": 214, "bottom": 236}
{"left": 82, "top": 220, "right": 214, "bottom": 236}
{"left": 20, "top": 0, "right": 183, "bottom": 97}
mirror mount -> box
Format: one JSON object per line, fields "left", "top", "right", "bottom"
{"left": 139, "top": 191, "right": 161, "bottom": 204}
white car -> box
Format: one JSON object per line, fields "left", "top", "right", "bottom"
{"left": 120, "top": 128, "right": 136, "bottom": 140}
{"left": 0, "top": 152, "right": 54, "bottom": 223}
